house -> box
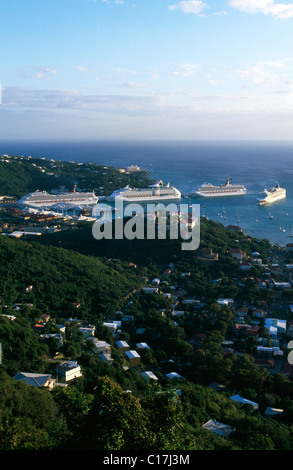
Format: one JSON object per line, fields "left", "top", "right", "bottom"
{"left": 166, "top": 372, "right": 184, "bottom": 380}
{"left": 136, "top": 342, "right": 150, "bottom": 350}
{"left": 102, "top": 322, "right": 118, "bottom": 332}
{"left": 141, "top": 371, "right": 158, "bottom": 381}
{"left": 233, "top": 324, "right": 260, "bottom": 337}
{"left": 116, "top": 340, "right": 130, "bottom": 353}
{"left": 143, "top": 287, "right": 159, "bottom": 294}
{"left": 14, "top": 372, "right": 56, "bottom": 390}
{"left": 99, "top": 353, "right": 114, "bottom": 365}
{"left": 198, "top": 248, "right": 219, "bottom": 264}
{"left": 217, "top": 298, "right": 234, "bottom": 307}
{"left": 274, "top": 282, "right": 291, "bottom": 290}
{"left": 172, "top": 310, "right": 185, "bottom": 317}
{"left": 230, "top": 394, "right": 259, "bottom": 410}
{"left": 87, "top": 338, "right": 111, "bottom": 354}
{"left": 240, "top": 262, "right": 252, "bottom": 271}
{"left": 265, "top": 318, "right": 287, "bottom": 337}
{"left": 252, "top": 308, "right": 266, "bottom": 319}
{"left": 79, "top": 326, "right": 96, "bottom": 338}
{"left": 24, "top": 285, "right": 33, "bottom": 293}
{"left": 255, "top": 359, "right": 274, "bottom": 368}
{"left": 229, "top": 248, "right": 246, "bottom": 260}
{"left": 264, "top": 407, "right": 283, "bottom": 418}
{"left": 55, "top": 361, "right": 82, "bottom": 382}
{"left": 236, "top": 308, "right": 248, "bottom": 317}
{"left": 257, "top": 346, "right": 283, "bottom": 358}
{"left": 202, "top": 419, "right": 235, "bottom": 438}
{"left": 125, "top": 350, "right": 141, "bottom": 367}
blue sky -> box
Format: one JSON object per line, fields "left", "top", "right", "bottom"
{"left": 2, "top": 0, "right": 293, "bottom": 140}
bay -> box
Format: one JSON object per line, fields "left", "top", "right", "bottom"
{"left": 1, "top": 139, "right": 293, "bottom": 246}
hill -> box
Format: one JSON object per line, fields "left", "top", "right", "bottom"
{"left": 0, "top": 235, "right": 145, "bottom": 319}
{"left": 0, "top": 154, "right": 154, "bottom": 198}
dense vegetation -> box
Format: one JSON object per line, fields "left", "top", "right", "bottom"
{"left": 0, "top": 235, "right": 145, "bottom": 319}
{"left": 0, "top": 155, "right": 153, "bottom": 198}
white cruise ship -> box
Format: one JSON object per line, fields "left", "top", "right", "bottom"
{"left": 18, "top": 186, "right": 98, "bottom": 208}
{"left": 190, "top": 179, "right": 247, "bottom": 197}
{"left": 257, "top": 184, "right": 286, "bottom": 205}
{"left": 106, "top": 181, "right": 181, "bottom": 202}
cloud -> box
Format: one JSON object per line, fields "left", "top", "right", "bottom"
{"left": 34, "top": 67, "right": 58, "bottom": 80}
{"left": 173, "top": 63, "right": 201, "bottom": 77}
{"left": 169, "top": 0, "right": 227, "bottom": 16}
{"left": 73, "top": 65, "right": 89, "bottom": 72}
{"left": 169, "top": 1, "right": 208, "bottom": 15}
{"left": 236, "top": 59, "right": 291, "bottom": 86}
{"left": 229, "top": 0, "right": 293, "bottom": 19}
{"left": 121, "top": 82, "right": 148, "bottom": 89}
{"left": 1, "top": 86, "right": 162, "bottom": 116}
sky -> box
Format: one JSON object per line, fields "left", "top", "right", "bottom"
{"left": 2, "top": 0, "right": 293, "bottom": 141}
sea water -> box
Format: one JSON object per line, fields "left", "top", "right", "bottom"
{"left": 1, "top": 139, "right": 293, "bottom": 246}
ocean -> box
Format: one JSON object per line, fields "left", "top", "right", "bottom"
{"left": 1, "top": 139, "right": 293, "bottom": 246}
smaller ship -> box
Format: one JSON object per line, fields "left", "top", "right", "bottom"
{"left": 190, "top": 179, "right": 247, "bottom": 197}
{"left": 257, "top": 184, "right": 286, "bottom": 205}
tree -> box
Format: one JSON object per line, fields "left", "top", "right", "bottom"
{"left": 71, "top": 376, "right": 150, "bottom": 450}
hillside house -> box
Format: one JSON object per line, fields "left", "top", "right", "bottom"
{"left": 229, "top": 248, "right": 246, "bottom": 260}
{"left": 79, "top": 326, "right": 96, "bottom": 338}
{"left": 136, "top": 342, "right": 150, "bottom": 350}
{"left": 140, "top": 371, "right": 158, "bottom": 380}
{"left": 14, "top": 372, "right": 56, "bottom": 390}
{"left": 87, "top": 338, "right": 111, "bottom": 354}
{"left": 265, "top": 318, "right": 287, "bottom": 337}
{"left": 202, "top": 419, "right": 235, "bottom": 438}
{"left": 55, "top": 361, "right": 82, "bottom": 382}
{"left": 166, "top": 372, "right": 184, "bottom": 380}
{"left": 125, "top": 350, "right": 141, "bottom": 367}
{"left": 116, "top": 340, "right": 130, "bottom": 353}
{"left": 99, "top": 353, "right": 114, "bottom": 365}
{"left": 230, "top": 394, "right": 259, "bottom": 410}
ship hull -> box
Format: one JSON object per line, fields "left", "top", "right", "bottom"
{"left": 258, "top": 195, "right": 286, "bottom": 205}
{"left": 191, "top": 189, "right": 247, "bottom": 197}
{"left": 18, "top": 192, "right": 98, "bottom": 208}
{"left": 106, "top": 194, "right": 181, "bottom": 202}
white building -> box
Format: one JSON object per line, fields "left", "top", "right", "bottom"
{"left": 265, "top": 318, "right": 287, "bottom": 337}
{"left": 55, "top": 361, "right": 82, "bottom": 382}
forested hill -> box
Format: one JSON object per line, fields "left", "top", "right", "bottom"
{"left": 0, "top": 235, "right": 145, "bottom": 319}
{"left": 0, "top": 154, "right": 153, "bottom": 198}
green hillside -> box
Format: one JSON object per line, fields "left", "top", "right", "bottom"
{"left": 0, "top": 235, "right": 144, "bottom": 319}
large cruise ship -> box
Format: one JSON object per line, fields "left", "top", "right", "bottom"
{"left": 190, "top": 179, "right": 247, "bottom": 197}
{"left": 106, "top": 181, "right": 181, "bottom": 202}
{"left": 257, "top": 184, "right": 286, "bottom": 205}
{"left": 18, "top": 186, "right": 98, "bottom": 208}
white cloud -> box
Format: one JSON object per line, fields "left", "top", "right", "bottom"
{"left": 169, "top": 1, "right": 208, "bottom": 15}
{"left": 173, "top": 63, "right": 201, "bottom": 77}
{"left": 73, "top": 65, "right": 88, "bottom": 71}
{"left": 229, "top": 0, "right": 293, "bottom": 19}
{"left": 236, "top": 60, "right": 290, "bottom": 86}
{"left": 121, "top": 82, "right": 148, "bottom": 89}
{"left": 33, "top": 67, "right": 58, "bottom": 80}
